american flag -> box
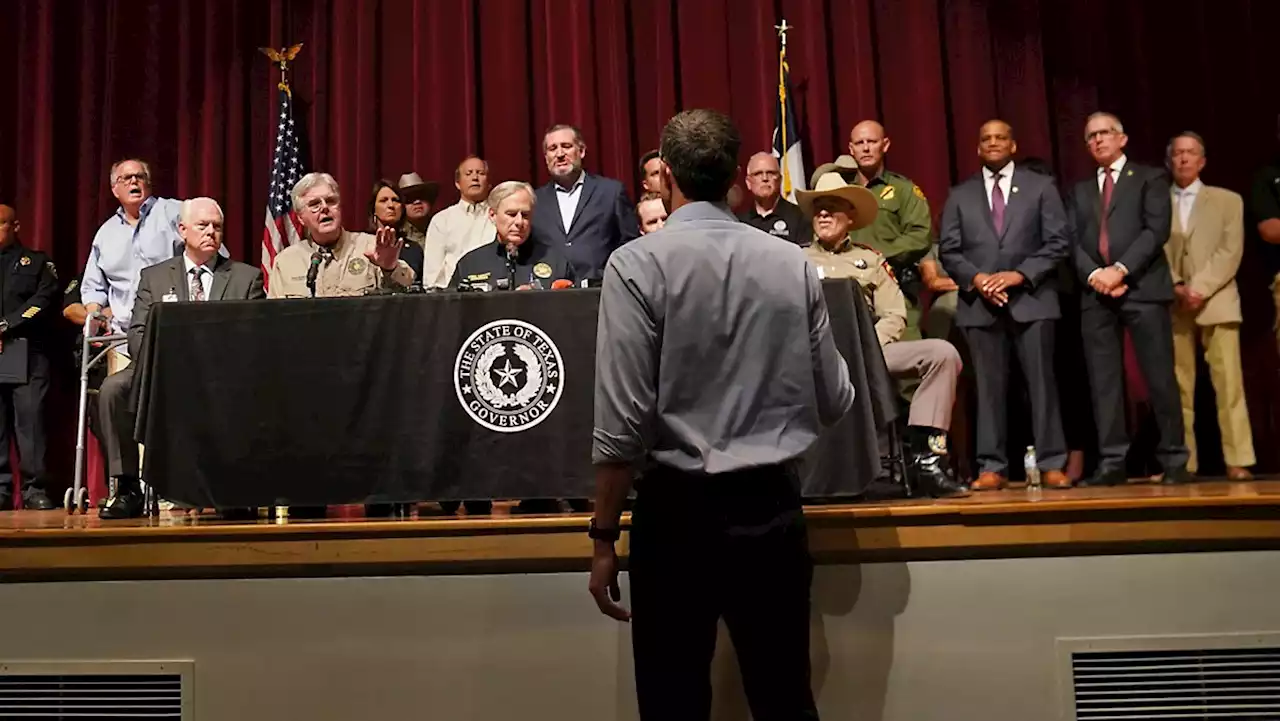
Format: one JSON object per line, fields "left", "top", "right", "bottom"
{"left": 260, "top": 84, "right": 305, "bottom": 286}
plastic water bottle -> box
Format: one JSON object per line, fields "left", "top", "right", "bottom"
{"left": 1024, "top": 446, "right": 1041, "bottom": 490}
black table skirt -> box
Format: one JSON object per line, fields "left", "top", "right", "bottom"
{"left": 135, "top": 280, "right": 897, "bottom": 507}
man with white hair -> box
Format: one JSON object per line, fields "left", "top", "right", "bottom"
{"left": 99, "top": 198, "right": 266, "bottom": 519}
{"left": 268, "top": 172, "right": 413, "bottom": 298}
{"left": 450, "top": 181, "right": 572, "bottom": 289}
{"left": 738, "top": 151, "right": 807, "bottom": 245}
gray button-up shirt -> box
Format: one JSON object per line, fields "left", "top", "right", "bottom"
{"left": 592, "top": 201, "right": 854, "bottom": 474}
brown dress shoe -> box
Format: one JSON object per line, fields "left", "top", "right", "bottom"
{"left": 972, "top": 472, "right": 1008, "bottom": 491}
{"left": 1226, "top": 466, "right": 1254, "bottom": 482}
{"left": 1043, "top": 470, "right": 1073, "bottom": 489}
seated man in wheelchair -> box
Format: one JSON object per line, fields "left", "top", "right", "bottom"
{"left": 798, "top": 173, "right": 969, "bottom": 498}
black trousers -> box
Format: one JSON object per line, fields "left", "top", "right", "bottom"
{"left": 1081, "top": 298, "right": 1188, "bottom": 472}
{"left": 97, "top": 366, "right": 138, "bottom": 483}
{"left": 964, "top": 316, "right": 1067, "bottom": 475}
{"left": 629, "top": 463, "right": 818, "bottom": 721}
{"left": 0, "top": 351, "right": 50, "bottom": 500}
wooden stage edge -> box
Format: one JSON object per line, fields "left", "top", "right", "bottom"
{"left": 2, "top": 479, "right": 1279, "bottom": 582}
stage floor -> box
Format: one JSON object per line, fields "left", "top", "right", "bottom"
{"left": 2, "top": 479, "right": 1278, "bottom": 581}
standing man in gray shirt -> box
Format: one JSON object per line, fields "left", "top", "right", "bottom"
{"left": 588, "top": 109, "right": 853, "bottom": 721}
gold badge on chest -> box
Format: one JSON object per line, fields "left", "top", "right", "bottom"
{"left": 879, "top": 186, "right": 895, "bottom": 201}
{"left": 533, "top": 262, "right": 553, "bottom": 279}
{"left": 347, "top": 257, "right": 368, "bottom": 275}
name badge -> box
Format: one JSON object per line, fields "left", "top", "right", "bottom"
{"left": 162, "top": 292, "right": 179, "bottom": 303}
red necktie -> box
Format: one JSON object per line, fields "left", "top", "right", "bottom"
{"left": 1098, "top": 168, "right": 1114, "bottom": 262}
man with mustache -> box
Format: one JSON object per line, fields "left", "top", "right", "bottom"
{"left": 267, "top": 173, "right": 413, "bottom": 298}
{"left": 802, "top": 173, "right": 968, "bottom": 499}
{"left": 422, "top": 156, "right": 494, "bottom": 288}
{"left": 531, "top": 124, "right": 639, "bottom": 283}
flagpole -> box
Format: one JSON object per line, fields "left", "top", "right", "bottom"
{"left": 775, "top": 20, "right": 793, "bottom": 197}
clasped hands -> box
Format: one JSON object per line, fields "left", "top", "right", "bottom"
{"left": 1174, "top": 283, "right": 1205, "bottom": 313}
{"left": 1088, "top": 265, "right": 1128, "bottom": 298}
{"left": 971, "top": 270, "right": 1025, "bottom": 307}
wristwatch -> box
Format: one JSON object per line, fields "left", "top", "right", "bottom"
{"left": 588, "top": 518, "right": 620, "bottom": 543}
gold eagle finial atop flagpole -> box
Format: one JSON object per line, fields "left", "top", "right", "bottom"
{"left": 259, "top": 43, "right": 304, "bottom": 93}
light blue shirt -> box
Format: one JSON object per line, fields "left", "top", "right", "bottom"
{"left": 555, "top": 172, "right": 587, "bottom": 234}
{"left": 81, "top": 196, "right": 184, "bottom": 335}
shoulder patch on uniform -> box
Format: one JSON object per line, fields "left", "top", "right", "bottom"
{"left": 912, "top": 185, "right": 926, "bottom": 200}
{"left": 45, "top": 261, "right": 57, "bottom": 279}
{"left": 21, "top": 306, "right": 40, "bottom": 319}
{"left": 64, "top": 279, "right": 78, "bottom": 295}
{"left": 879, "top": 185, "right": 895, "bottom": 201}
{"left": 19, "top": 256, "right": 30, "bottom": 266}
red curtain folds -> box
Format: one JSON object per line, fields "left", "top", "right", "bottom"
{"left": 1, "top": 0, "right": 1278, "bottom": 481}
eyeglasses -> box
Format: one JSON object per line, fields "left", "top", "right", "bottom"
{"left": 303, "top": 196, "right": 340, "bottom": 213}
{"left": 114, "top": 173, "right": 149, "bottom": 185}
{"left": 1085, "top": 128, "right": 1119, "bottom": 142}
{"left": 749, "top": 170, "right": 781, "bottom": 179}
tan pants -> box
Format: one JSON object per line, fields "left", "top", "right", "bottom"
{"left": 1171, "top": 314, "right": 1254, "bottom": 472}
{"left": 882, "top": 339, "right": 962, "bottom": 431}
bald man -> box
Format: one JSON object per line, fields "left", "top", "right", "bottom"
{"left": 0, "top": 205, "right": 60, "bottom": 510}
{"left": 738, "top": 152, "right": 809, "bottom": 245}
{"left": 845, "top": 120, "right": 933, "bottom": 340}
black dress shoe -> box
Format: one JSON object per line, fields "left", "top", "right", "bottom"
{"left": 217, "top": 507, "right": 259, "bottom": 521}
{"left": 100, "top": 491, "right": 145, "bottom": 520}
{"left": 0, "top": 494, "right": 11, "bottom": 511}
{"left": 287, "top": 505, "right": 328, "bottom": 519}
{"left": 1161, "top": 466, "right": 1195, "bottom": 485}
{"left": 1080, "top": 468, "right": 1126, "bottom": 487}
{"left": 910, "top": 452, "right": 971, "bottom": 498}
{"left": 21, "top": 489, "right": 56, "bottom": 511}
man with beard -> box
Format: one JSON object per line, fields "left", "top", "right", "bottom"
{"left": 531, "top": 124, "right": 639, "bottom": 282}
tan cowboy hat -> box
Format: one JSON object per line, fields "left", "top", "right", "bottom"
{"left": 397, "top": 172, "right": 440, "bottom": 204}
{"left": 795, "top": 172, "right": 879, "bottom": 231}
{"left": 809, "top": 154, "right": 859, "bottom": 188}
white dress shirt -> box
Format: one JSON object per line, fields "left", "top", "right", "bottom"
{"left": 555, "top": 172, "right": 587, "bottom": 233}
{"left": 1172, "top": 178, "right": 1203, "bottom": 230}
{"left": 1097, "top": 155, "right": 1127, "bottom": 191}
{"left": 421, "top": 199, "right": 497, "bottom": 288}
{"left": 182, "top": 254, "right": 213, "bottom": 301}
{"left": 983, "top": 162, "right": 1014, "bottom": 210}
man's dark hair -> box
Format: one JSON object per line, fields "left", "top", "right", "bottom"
{"left": 543, "top": 123, "right": 584, "bottom": 147}
{"left": 638, "top": 149, "right": 660, "bottom": 175}
{"left": 659, "top": 109, "right": 741, "bottom": 202}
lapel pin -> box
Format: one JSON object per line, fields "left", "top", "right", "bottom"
{"left": 1126, "top": 169, "right": 1134, "bottom": 177}
{"left": 1012, "top": 186, "right": 1019, "bottom": 193}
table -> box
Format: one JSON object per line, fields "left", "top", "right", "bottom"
{"left": 134, "top": 280, "right": 897, "bottom": 508}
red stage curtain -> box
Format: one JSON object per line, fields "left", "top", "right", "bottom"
{"left": 0, "top": 0, "right": 1277, "bottom": 480}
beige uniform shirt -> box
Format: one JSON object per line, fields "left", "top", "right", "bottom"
{"left": 267, "top": 230, "right": 414, "bottom": 299}
{"left": 805, "top": 241, "right": 907, "bottom": 347}
{"left": 422, "top": 200, "right": 496, "bottom": 289}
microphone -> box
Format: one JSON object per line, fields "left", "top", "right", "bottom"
{"left": 551, "top": 279, "right": 573, "bottom": 290}
{"left": 505, "top": 244, "right": 519, "bottom": 289}
{"left": 306, "top": 250, "right": 323, "bottom": 298}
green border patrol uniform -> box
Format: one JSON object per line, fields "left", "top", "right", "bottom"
{"left": 849, "top": 170, "right": 932, "bottom": 341}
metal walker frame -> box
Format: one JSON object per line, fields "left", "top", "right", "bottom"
{"left": 66, "top": 311, "right": 126, "bottom": 514}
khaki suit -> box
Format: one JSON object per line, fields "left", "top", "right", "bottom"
{"left": 806, "top": 242, "right": 961, "bottom": 430}
{"left": 1164, "top": 184, "right": 1255, "bottom": 472}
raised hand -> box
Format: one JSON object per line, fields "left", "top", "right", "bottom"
{"left": 366, "top": 226, "right": 403, "bottom": 271}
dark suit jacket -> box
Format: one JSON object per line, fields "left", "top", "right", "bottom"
{"left": 531, "top": 173, "right": 639, "bottom": 281}
{"left": 939, "top": 166, "right": 1070, "bottom": 327}
{"left": 128, "top": 254, "right": 265, "bottom": 357}
{"left": 1067, "top": 160, "right": 1174, "bottom": 304}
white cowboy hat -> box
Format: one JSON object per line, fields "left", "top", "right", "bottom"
{"left": 795, "top": 172, "right": 879, "bottom": 231}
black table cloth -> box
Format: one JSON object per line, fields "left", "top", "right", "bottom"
{"left": 134, "top": 280, "right": 897, "bottom": 508}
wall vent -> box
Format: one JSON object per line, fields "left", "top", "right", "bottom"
{"left": 1061, "top": 634, "right": 1280, "bottom": 720}
{"left": 0, "top": 661, "right": 191, "bottom": 719}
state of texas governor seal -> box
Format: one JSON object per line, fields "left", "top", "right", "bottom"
{"left": 454, "top": 319, "right": 565, "bottom": 433}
